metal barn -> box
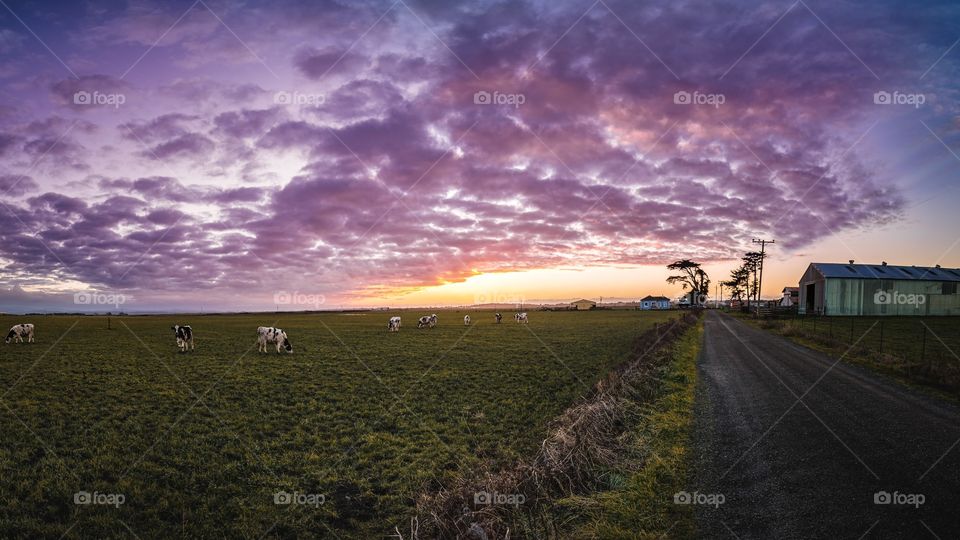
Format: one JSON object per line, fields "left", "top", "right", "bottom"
{"left": 798, "top": 262, "right": 960, "bottom": 316}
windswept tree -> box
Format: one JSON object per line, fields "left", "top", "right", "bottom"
{"left": 666, "top": 259, "right": 711, "bottom": 304}
{"left": 723, "top": 265, "right": 750, "bottom": 304}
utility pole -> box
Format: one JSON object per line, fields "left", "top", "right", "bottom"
{"left": 752, "top": 238, "right": 775, "bottom": 317}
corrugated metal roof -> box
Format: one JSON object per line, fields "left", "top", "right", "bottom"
{"left": 810, "top": 263, "right": 960, "bottom": 282}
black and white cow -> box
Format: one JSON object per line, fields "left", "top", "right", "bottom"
{"left": 388, "top": 316, "right": 402, "bottom": 332}
{"left": 464, "top": 315, "right": 471, "bottom": 326}
{"left": 495, "top": 313, "right": 502, "bottom": 324}
{"left": 5, "top": 323, "right": 34, "bottom": 344}
{"left": 515, "top": 312, "right": 528, "bottom": 324}
{"left": 258, "top": 326, "right": 293, "bottom": 353}
{"left": 171, "top": 325, "right": 194, "bottom": 352}
{"left": 417, "top": 314, "right": 438, "bottom": 329}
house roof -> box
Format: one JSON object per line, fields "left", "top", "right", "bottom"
{"left": 641, "top": 295, "right": 671, "bottom": 301}
{"left": 571, "top": 299, "right": 596, "bottom": 304}
{"left": 782, "top": 287, "right": 799, "bottom": 292}
{"left": 809, "top": 263, "right": 960, "bottom": 282}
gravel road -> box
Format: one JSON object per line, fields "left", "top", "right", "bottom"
{"left": 692, "top": 311, "right": 960, "bottom": 539}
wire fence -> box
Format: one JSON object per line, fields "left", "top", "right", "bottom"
{"left": 758, "top": 314, "right": 960, "bottom": 392}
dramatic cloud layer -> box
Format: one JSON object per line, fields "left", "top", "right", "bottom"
{"left": 0, "top": 0, "right": 956, "bottom": 310}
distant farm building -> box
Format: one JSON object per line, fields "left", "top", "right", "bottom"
{"left": 780, "top": 287, "right": 799, "bottom": 307}
{"left": 798, "top": 262, "right": 960, "bottom": 316}
{"left": 640, "top": 295, "right": 671, "bottom": 310}
{"left": 571, "top": 299, "right": 597, "bottom": 311}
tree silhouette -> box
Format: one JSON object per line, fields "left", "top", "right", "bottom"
{"left": 666, "top": 259, "right": 710, "bottom": 303}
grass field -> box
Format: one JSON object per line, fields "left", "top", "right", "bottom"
{"left": 0, "top": 309, "right": 676, "bottom": 538}
{"left": 753, "top": 314, "right": 960, "bottom": 391}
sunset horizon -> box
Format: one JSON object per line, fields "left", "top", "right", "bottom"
{"left": 3, "top": 2, "right": 960, "bottom": 538}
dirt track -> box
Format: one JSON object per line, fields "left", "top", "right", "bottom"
{"left": 692, "top": 311, "right": 960, "bottom": 539}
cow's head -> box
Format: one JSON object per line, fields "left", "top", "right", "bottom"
{"left": 281, "top": 332, "right": 293, "bottom": 353}
{"left": 4, "top": 329, "right": 15, "bottom": 343}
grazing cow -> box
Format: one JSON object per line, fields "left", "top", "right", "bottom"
{"left": 515, "top": 312, "right": 528, "bottom": 324}
{"left": 171, "top": 325, "right": 194, "bottom": 352}
{"left": 417, "top": 314, "right": 438, "bottom": 329}
{"left": 5, "top": 323, "right": 34, "bottom": 344}
{"left": 495, "top": 313, "right": 502, "bottom": 324}
{"left": 388, "top": 316, "right": 402, "bottom": 332}
{"left": 258, "top": 326, "right": 293, "bottom": 353}
{"left": 464, "top": 315, "right": 471, "bottom": 326}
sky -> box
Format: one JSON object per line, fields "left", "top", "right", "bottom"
{"left": 0, "top": 0, "right": 958, "bottom": 313}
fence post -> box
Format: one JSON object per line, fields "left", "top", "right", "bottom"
{"left": 920, "top": 324, "right": 927, "bottom": 375}
{"left": 850, "top": 318, "right": 854, "bottom": 344}
{"left": 878, "top": 320, "right": 884, "bottom": 357}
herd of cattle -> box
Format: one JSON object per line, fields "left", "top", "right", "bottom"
{"left": 4, "top": 312, "right": 530, "bottom": 353}
{"left": 388, "top": 312, "right": 529, "bottom": 332}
